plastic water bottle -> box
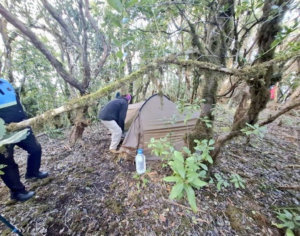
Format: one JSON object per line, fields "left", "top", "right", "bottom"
{"left": 135, "top": 149, "right": 146, "bottom": 174}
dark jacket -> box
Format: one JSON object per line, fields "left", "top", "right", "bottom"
{"left": 0, "top": 78, "right": 27, "bottom": 124}
{"left": 98, "top": 97, "right": 128, "bottom": 131}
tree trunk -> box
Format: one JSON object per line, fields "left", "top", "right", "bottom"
{"left": 142, "top": 78, "right": 150, "bottom": 100}
{"left": 126, "top": 51, "right": 134, "bottom": 95}
{"left": 190, "top": 73, "right": 201, "bottom": 103}
{"left": 176, "top": 68, "right": 182, "bottom": 99}
{"left": 212, "top": 0, "right": 290, "bottom": 160}
{"left": 69, "top": 106, "right": 90, "bottom": 147}
{"left": 186, "top": 72, "right": 218, "bottom": 150}
{"left": 183, "top": 0, "right": 234, "bottom": 151}
{"left": 185, "top": 69, "right": 191, "bottom": 95}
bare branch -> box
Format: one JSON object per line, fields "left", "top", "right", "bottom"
{"left": 259, "top": 99, "right": 300, "bottom": 126}
{"left": 0, "top": 3, "right": 85, "bottom": 93}
{"left": 84, "top": 0, "right": 110, "bottom": 78}
{"left": 41, "top": 0, "right": 83, "bottom": 53}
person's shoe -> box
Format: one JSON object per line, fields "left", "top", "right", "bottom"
{"left": 110, "top": 149, "right": 120, "bottom": 154}
{"left": 11, "top": 191, "right": 35, "bottom": 202}
{"left": 25, "top": 171, "right": 49, "bottom": 180}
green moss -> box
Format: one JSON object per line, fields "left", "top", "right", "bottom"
{"left": 225, "top": 205, "right": 244, "bottom": 232}
{"left": 104, "top": 199, "right": 124, "bottom": 214}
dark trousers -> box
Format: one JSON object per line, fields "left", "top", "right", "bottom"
{"left": 0, "top": 128, "right": 42, "bottom": 194}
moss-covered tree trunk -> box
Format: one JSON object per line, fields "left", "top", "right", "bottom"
{"left": 212, "top": 0, "right": 290, "bottom": 160}
{"left": 184, "top": 0, "right": 234, "bottom": 150}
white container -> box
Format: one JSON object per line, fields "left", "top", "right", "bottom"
{"left": 135, "top": 148, "right": 146, "bottom": 174}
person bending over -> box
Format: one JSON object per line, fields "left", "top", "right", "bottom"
{"left": 98, "top": 94, "right": 131, "bottom": 153}
{"left": 0, "top": 78, "right": 49, "bottom": 202}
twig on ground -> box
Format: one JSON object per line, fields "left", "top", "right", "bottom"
{"left": 162, "top": 198, "right": 206, "bottom": 213}
{"left": 277, "top": 186, "right": 300, "bottom": 190}
{"left": 228, "top": 152, "right": 248, "bottom": 162}
{"left": 283, "top": 165, "right": 300, "bottom": 169}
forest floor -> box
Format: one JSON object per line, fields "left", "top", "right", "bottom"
{"left": 0, "top": 106, "right": 299, "bottom": 236}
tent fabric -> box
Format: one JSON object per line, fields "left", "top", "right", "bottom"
{"left": 124, "top": 101, "right": 144, "bottom": 131}
{"left": 120, "top": 94, "right": 200, "bottom": 160}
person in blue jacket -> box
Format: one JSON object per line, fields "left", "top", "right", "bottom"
{"left": 98, "top": 94, "right": 131, "bottom": 153}
{"left": 0, "top": 78, "right": 48, "bottom": 202}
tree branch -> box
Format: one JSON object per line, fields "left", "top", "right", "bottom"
{"left": 78, "top": 0, "right": 91, "bottom": 91}
{"left": 4, "top": 50, "right": 299, "bottom": 131}
{"left": 41, "top": 0, "right": 83, "bottom": 53}
{"left": 0, "top": 18, "right": 14, "bottom": 82}
{"left": 259, "top": 99, "right": 300, "bottom": 126}
{"left": 84, "top": 0, "right": 110, "bottom": 78}
{"left": 0, "top": 3, "right": 85, "bottom": 94}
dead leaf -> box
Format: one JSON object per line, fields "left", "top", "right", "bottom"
{"left": 159, "top": 214, "right": 166, "bottom": 222}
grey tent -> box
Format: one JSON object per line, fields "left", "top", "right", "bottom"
{"left": 120, "top": 94, "right": 200, "bottom": 160}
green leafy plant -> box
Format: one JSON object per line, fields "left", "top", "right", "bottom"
{"left": 230, "top": 174, "right": 246, "bottom": 189}
{"left": 162, "top": 115, "right": 180, "bottom": 127}
{"left": 199, "top": 116, "right": 212, "bottom": 128}
{"left": 193, "top": 139, "right": 215, "bottom": 164}
{"left": 272, "top": 209, "right": 300, "bottom": 236}
{"left": 148, "top": 135, "right": 174, "bottom": 161}
{"left": 148, "top": 136, "right": 215, "bottom": 211}
{"left": 132, "top": 170, "right": 150, "bottom": 189}
{"left": 163, "top": 150, "right": 208, "bottom": 212}
{"left": 271, "top": 23, "right": 299, "bottom": 50}
{"left": 176, "top": 98, "right": 203, "bottom": 124}
{"left": 214, "top": 173, "right": 230, "bottom": 190}
{"left": 241, "top": 123, "right": 267, "bottom": 138}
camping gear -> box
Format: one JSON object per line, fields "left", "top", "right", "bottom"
{"left": 120, "top": 94, "right": 200, "bottom": 160}
{"left": 135, "top": 149, "right": 146, "bottom": 174}
{"left": 0, "top": 214, "right": 23, "bottom": 236}
{"left": 270, "top": 85, "right": 276, "bottom": 100}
